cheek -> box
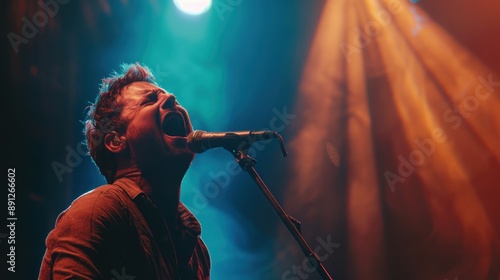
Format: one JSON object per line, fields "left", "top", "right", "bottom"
{"left": 126, "top": 112, "right": 160, "bottom": 137}
{"left": 127, "top": 129, "right": 166, "bottom": 165}
{"left": 126, "top": 123, "right": 162, "bottom": 151}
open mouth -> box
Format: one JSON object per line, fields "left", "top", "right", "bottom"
{"left": 162, "top": 113, "right": 187, "bottom": 137}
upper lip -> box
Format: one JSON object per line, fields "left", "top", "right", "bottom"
{"left": 161, "top": 111, "right": 188, "bottom": 137}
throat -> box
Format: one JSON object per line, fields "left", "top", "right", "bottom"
{"left": 114, "top": 166, "right": 182, "bottom": 227}
{"left": 140, "top": 178, "right": 181, "bottom": 220}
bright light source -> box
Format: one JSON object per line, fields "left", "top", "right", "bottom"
{"left": 173, "top": 0, "right": 212, "bottom": 15}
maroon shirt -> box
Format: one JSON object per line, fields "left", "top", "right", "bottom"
{"left": 39, "top": 177, "right": 210, "bottom": 279}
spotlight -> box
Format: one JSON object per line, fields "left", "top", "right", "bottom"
{"left": 173, "top": 0, "right": 212, "bottom": 15}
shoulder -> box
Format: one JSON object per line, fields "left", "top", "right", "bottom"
{"left": 52, "top": 184, "right": 132, "bottom": 236}
{"left": 72, "top": 184, "right": 129, "bottom": 208}
{"left": 63, "top": 184, "right": 128, "bottom": 216}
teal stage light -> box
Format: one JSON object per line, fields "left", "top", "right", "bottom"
{"left": 173, "top": 0, "right": 212, "bottom": 15}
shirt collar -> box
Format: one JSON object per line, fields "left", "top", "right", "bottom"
{"left": 112, "top": 177, "right": 202, "bottom": 237}
{"left": 113, "top": 174, "right": 144, "bottom": 199}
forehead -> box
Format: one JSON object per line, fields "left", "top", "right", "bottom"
{"left": 119, "top": 81, "right": 165, "bottom": 103}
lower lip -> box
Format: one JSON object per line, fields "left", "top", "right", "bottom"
{"left": 165, "top": 135, "right": 188, "bottom": 145}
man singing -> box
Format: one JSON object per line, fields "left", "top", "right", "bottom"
{"left": 39, "top": 63, "right": 211, "bottom": 279}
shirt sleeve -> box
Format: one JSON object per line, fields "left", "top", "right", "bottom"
{"left": 196, "top": 237, "right": 211, "bottom": 279}
{"left": 39, "top": 188, "right": 128, "bottom": 280}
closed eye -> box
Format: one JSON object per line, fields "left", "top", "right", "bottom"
{"left": 140, "top": 90, "right": 162, "bottom": 105}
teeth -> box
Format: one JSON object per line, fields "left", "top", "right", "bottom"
{"left": 162, "top": 114, "right": 187, "bottom": 137}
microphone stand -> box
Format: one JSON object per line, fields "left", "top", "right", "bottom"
{"left": 225, "top": 132, "right": 333, "bottom": 280}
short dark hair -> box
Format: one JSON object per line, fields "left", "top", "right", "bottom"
{"left": 84, "top": 63, "right": 158, "bottom": 183}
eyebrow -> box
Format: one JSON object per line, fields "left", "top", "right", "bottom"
{"left": 139, "top": 88, "right": 167, "bottom": 95}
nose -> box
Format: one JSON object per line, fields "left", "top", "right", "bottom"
{"left": 161, "top": 94, "right": 177, "bottom": 109}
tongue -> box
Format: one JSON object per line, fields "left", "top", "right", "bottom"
{"left": 163, "top": 115, "right": 186, "bottom": 137}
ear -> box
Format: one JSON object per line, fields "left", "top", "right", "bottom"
{"left": 104, "top": 132, "right": 127, "bottom": 153}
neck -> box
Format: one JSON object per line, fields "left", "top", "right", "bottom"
{"left": 114, "top": 165, "right": 182, "bottom": 228}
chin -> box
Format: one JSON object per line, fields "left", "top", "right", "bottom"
{"left": 164, "top": 150, "right": 194, "bottom": 175}
{"left": 141, "top": 155, "right": 192, "bottom": 184}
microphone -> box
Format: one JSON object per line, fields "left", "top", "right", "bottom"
{"left": 187, "top": 130, "right": 277, "bottom": 154}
